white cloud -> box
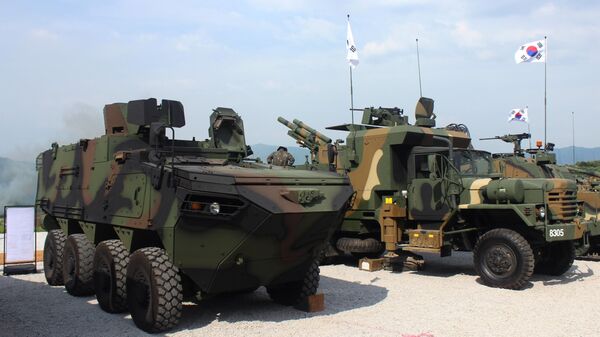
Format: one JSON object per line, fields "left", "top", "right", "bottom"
{"left": 284, "top": 17, "right": 338, "bottom": 42}
{"left": 30, "top": 28, "right": 59, "bottom": 41}
{"left": 174, "top": 32, "right": 219, "bottom": 52}
{"left": 451, "top": 21, "right": 483, "bottom": 48}
{"left": 363, "top": 38, "right": 403, "bottom": 56}
{"left": 534, "top": 3, "right": 558, "bottom": 17}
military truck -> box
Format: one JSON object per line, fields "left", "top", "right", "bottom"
{"left": 481, "top": 133, "right": 600, "bottom": 255}
{"left": 279, "top": 97, "right": 588, "bottom": 290}
{"left": 36, "top": 98, "right": 353, "bottom": 332}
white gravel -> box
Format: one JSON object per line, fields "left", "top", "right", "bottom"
{"left": 1, "top": 253, "right": 600, "bottom": 337}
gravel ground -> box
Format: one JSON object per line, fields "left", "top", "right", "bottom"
{"left": 1, "top": 253, "right": 599, "bottom": 337}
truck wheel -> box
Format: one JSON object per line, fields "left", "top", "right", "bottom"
{"left": 473, "top": 229, "right": 534, "bottom": 290}
{"left": 63, "top": 234, "right": 95, "bottom": 296}
{"left": 534, "top": 241, "right": 575, "bottom": 276}
{"left": 94, "top": 240, "right": 130, "bottom": 313}
{"left": 43, "top": 229, "right": 67, "bottom": 286}
{"left": 266, "top": 259, "right": 319, "bottom": 306}
{"left": 336, "top": 237, "right": 383, "bottom": 253}
{"left": 126, "top": 247, "right": 183, "bottom": 333}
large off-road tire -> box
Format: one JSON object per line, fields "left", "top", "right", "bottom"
{"left": 126, "top": 247, "right": 183, "bottom": 333}
{"left": 336, "top": 237, "right": 382, "bottom": 253}
{"left": 93, "top": 240, "right": 130, "bottom": 313}
{"left": 473, "top": 228, "right": 534, "bottom": 290}
{"left": 63, "top": 234, "right": 95, "bottom": 296}
{"left": 266, "top": 259, "right": 319, "bottom": 306}
{"left": 534, "top": 241, "right": 575, "bottom": 276}
{"left": 43, "top": 229, "right": 67, "bottom": 286}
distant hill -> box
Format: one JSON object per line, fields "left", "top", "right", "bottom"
{"left": 555, "top": 146, "right": 600, "bottom": 165}
{"left": 0, "top": 157, "right": 36, "bottom": 213}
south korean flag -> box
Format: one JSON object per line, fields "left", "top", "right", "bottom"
{"left": 346, "top": 17, "right": 359, "bottom": 69}
{"left": 514, "top": 39, "right": 546, "bottom": 64}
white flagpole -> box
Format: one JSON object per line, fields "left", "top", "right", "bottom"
{"left": 350, "top": 64, "right": 354, "bottom": 125}
{"left": 526, "top": 105, "right": 532, "bottom": 149}
{"left": 416, "top": 38, "right": 423, "bottom": 97}
{"left": 544, "top": 35, "right": 547, "bottom": 148}
{"left": 347, "top": 14, "right": 355, "bottom": 125}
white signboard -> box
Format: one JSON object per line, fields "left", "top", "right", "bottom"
{"left": 4, "top": 206, "right": 36, "bottom": 264}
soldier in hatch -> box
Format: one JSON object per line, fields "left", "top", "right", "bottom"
{"left": 267, "top": 146, "right": 295, "bottom": 167}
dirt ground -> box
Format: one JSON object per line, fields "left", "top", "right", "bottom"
{"left": 1, "top": 252, "right": 599, "bottom": 337}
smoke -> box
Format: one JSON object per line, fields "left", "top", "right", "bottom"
{"left": 0, "top": 158, "right": 36, "bottom": 214}
{"left": 61, "top": 102, "right": 104, "bottom": 140}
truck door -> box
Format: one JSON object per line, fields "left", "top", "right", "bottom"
{"left": 408, "top": 152, "right": 451, "bottom": 221}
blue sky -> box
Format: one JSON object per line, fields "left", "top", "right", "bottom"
{"left": 1, "top": 0, "right": 598, "bottom": 160}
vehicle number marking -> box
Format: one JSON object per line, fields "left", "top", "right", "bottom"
{"left": 549, "top": 229, "right": 565, "bottom": 237}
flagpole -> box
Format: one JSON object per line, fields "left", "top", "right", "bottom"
{"left": 416, "top": 38, "right": 423, "bottom": 97}
{"left": 526, "top": 105, "right": 531, "bottom": 149}
{"left": 572, "top": 111, "right": 575, "bottom": 164}
{"left": 544, "top": 35, "right": 547, "bottom": 148}
{"left": 350, "top": 66, "right": 354, "bottom": 125}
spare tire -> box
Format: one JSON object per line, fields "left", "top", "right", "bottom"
{"left": 336, "top": 237, "right": 382, "bottom": 253}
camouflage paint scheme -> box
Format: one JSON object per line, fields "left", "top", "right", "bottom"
{"left": 279, "top": 98, "right": 588, "bottom": 268}
{"left": 489, "top": 137, "right": 600, "bottom": 252}
{"left": 36, "top": 99, "right": 353, "bottom": 295}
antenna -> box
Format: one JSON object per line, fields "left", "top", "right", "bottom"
{"left": 416, "top": 38, "right": 423, "bottom": 97}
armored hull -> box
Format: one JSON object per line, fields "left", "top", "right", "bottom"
{"left": 37, "top": 99, "right": 352, "bottom": 332}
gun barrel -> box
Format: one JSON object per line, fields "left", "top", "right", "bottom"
{"left": 292, "top": 119, "right": 332, "bottom": 144}
{"left": 479, "top": 137, "right": 499, "bottom": 141}
{"left": 278, "top": 116, "right": 297, "bottom": 130}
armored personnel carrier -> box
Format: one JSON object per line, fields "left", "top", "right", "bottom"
{"left": 279, "top": 97, "right": 589, "bottom": 289}
{"left": 36, "top": 98, "right": 353, "bottom": 332}
{"left": 481, "top": 133, "right": 600, "bottom": 255}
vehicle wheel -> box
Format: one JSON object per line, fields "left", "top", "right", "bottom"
{"left": 126, "top": 247, "right": 183, "bottom": 333}
{"left": 266, "top": 259, "right": 319, "bottom": 306}
{"left": 473, "top": 228, "right": 534, "bottom": 290}
{"left": 63, "top": 234, "right": 95, "bottom": 296}
{"left": 336, "top": 237, "right": 382, "bottom": 253}
{"left": 93, "top": 240, "right": 130, "bottom": 313}
{"left": 43, "top": 229, "right": 67, "bottom": 286}
{"left": 534, "top": 241, "right": 575, "bottom": 276}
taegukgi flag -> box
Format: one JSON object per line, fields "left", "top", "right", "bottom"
{"left": 346, "top": 17, "right": 359, "bottom": 69}
{"left": 508, "top": 108, "right": 529, "bottom": 122}
{"left": 514, "top": 39, "right": 546, "bottom": 63}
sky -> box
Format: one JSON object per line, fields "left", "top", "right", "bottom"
{"left": 1, "top": 0, "right": 599, "bottom": 161}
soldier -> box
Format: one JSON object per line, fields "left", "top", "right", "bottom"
{"left": 267, "top": 146, "right": 295, "bottom": 167}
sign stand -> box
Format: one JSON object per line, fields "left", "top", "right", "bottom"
{"left": 3, "top": 206, "right": 37, "bottom": 276}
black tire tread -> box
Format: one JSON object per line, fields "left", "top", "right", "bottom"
{"left": 63, "top": 234, "right": 95, "bottom": 296}
{"left": 473, "top": 228, "right": 534, "bottom": 290}
{"left": 267, "top": 259, "right": 320, "bottom": 306}
{"left": 336, "top": 237, "right": 382, "bottom": 253}
{"left": 44, "top": 229, "right": 66, "bottom": 286}
{"left": 94, "top": 239, "right": 129, "bottom": 313}
{"left": 127, "top": 247, "right": 183, "bottom": 333}
{"left": 535, "top": 241, "right": 575, "bottom": 276}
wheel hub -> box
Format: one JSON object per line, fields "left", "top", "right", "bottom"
{"left": 485, "top": 244, "right": 517, "bottom": 276}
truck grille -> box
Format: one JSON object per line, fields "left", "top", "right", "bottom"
{"left": 546, "top": 189, "right": 578, "bottom": 221}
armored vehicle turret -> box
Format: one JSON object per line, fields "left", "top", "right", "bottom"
{"left": 279, "top": 97, "right": 590, "bottom": 290}
{"left": 36, "top": 98, "right": 353, "bottom": 332}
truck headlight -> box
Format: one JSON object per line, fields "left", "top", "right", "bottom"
{"left": 209, "top": 202, "right": 220, "bottom": 215}
{"left": 537, "top": 206, "right": 546, "bottom": 220}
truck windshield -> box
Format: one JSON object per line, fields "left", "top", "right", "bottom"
{"left": 452, "top": 150, "right": 494, "bottom": 176}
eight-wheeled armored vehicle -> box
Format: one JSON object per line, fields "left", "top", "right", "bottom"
{"left": 36, "top": 98, "right": 353, "bottom": 332}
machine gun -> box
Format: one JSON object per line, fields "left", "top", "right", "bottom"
{"left": 278, "top": 117, "right": 338, "bottom": 170}
{"left": 480, "top": 133, "right": 531, "bottom": 155}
